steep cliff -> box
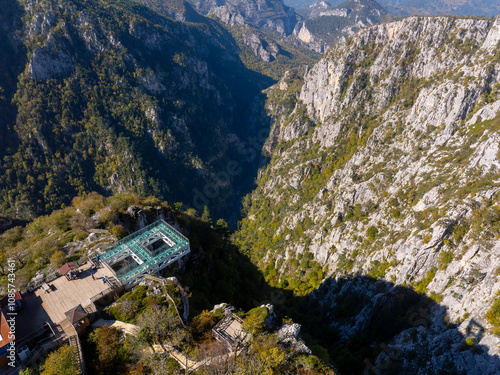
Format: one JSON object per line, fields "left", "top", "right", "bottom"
{"left": 0, "top": 0, "right": 274, "bottom": 220}
{"left": 238, "top": 14, "right": 500, "bottom": 374}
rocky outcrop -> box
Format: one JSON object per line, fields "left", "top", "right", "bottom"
{"left": 277, "top": 323, "right": 312, "bottom": 354}
{"left": 242, "top": 32, "right": 279, "bottom": 62}
{"left": 28, "top": 34, "right": 74, "bottom": 80}
{"left": 293, "top": 23, "right": 324, "bottom": 53}
{"left": 190, "top": 0, "right": 299, "bottom": 36}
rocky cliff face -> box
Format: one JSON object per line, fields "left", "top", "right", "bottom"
{"left": 238, "top": 14, "right": 500, "bottom": 374}
{"left": 190, "top": 0, "right": 300, "bottom": 35}
{"left": 186, "top": 0, "right": 309, "bottom": 64}
{"left": 187, "top": 0, "right": 385, "bottom": 63}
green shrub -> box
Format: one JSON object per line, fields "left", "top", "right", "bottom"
{"left": 366, "top": 226, "right": 378, "bottom": 240}
{"left": 486, "top": 291, "right": 500, "bottom": 335}
{"left": 41, "top": 345, "right": 79, "bottom": 375}
{"left": 368, "top": 259, "right": 396, "bottom": 279}
{"left": 451, "top": 222, "right": 468, "bottom": 243}
{"left": 243, "top": 306, "right": 269, "bottom": 335}
{"left": 309, "top": 345, "right": 330, "bottom": 363}
{"left": 439, "top": 251, "right": 454, "bottom": 270}
{"left": 110, "top": 224, "right": 128, "bottom": 239}
{"left": 390, "top": 208, "right": 401, "bottom": 218}
{"left": 465, "top": 337, "right": 476, "bottom": 346}
{"left": 429, "top": 292, "right": 443, "bottom": 303}
{"left": 414, "top": 267, "right": 437, "bottom": 294}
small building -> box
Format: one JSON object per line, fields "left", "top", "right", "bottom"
{"left": 0, "top": 312, "right": 14, "bottom": 368}
{"left": 212, "top": 314, "right": 249, "bottom": 351}
{"left": 64, "top": 305, "right": 90, "bottom": 334}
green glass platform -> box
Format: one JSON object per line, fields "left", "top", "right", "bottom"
{"left": 99, "top": 220, "right": 190, "bottom": 285}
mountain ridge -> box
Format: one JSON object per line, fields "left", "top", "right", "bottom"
{"left": 285, "top": 0, "right": 500, "bottom": 17}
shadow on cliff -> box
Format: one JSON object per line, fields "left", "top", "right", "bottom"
{"left": 177, "top": 215, "right": 500, "bottom": 375}
{"left": 0, "top": 0, "right": 26, "bottom": 158}
{"left": 270, "top": 276, "right": 500, "bottom": 374}
{"left": 279, "top": 276, "right": 500, "bottom": 375}
{"left": 107, "top": 0, "right": 277, "bottom": 226}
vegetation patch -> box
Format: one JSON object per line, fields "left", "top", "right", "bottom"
{"left": 486, "top": 291, "right": 500, "bottom": 336}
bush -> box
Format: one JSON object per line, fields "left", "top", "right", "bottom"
{"left": 414, "top": 267, "right": 437, "bottom": 294}
{"left": 106, "top": 285, "right": 149, "bottom": 322}
{"left": 366, "top": 226, "right": 378, "bottom": 240}
{"left": 465, "top": 337, "right": 476, "bottom": 346}
{"left": 89, "top": 326, "right": 126, "bottom": 374}
{"left": 390, "top": 208, "right": 401, "bottom": 218}
{"left": 439, "top": 251, "right": 454, "bottom": 270}
{"left": 50, "top": 250, "right": 67, "bottom": 268}
{"left": 110, "top": 224, "right": 128, "bottom": 239}
{"left": 429, "top": 292, "right": 443, "bottom": 303}
{"left": 368, "top": 260, "right": 395, "bottom": 279}
{"left": 41, "top": 345, "right": 79, "bottom": 375}
{"left": 310, "top": 345, "right": 330, "bottom": 362}
{"left": 191, "top": 310, "right": 217, "bottom": 343}
{"left": 243, "top": 306, "right": 269, "bottom": 335}
{"left": 486, "top": 291, "right": 500, "bottom": 335}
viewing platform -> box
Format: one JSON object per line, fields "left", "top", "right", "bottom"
{"left": 98, "top": 220, "right": 190, "bottom": 287}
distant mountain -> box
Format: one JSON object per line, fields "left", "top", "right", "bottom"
{"left": 285, "top": 0, "right": 500, "bottom": 17}
{"left": 185, "top": 0, "right": 315, "bottom": 69}
{"left": 185, "top": 0, "right": 391, "bottom": 58}
{"left": 189, "top": 0, "right": 300, "bottom": 35}
{"left": 297, "top": 0, "right": 345, "bottom": 18}
{"left": 286, "top": 0, "right": 344, "bottom": 10}
{"left": 378, "top": 0, "right": 500, "bottom": 18}
{"left": 293, "top": 0, "right": 392, "bottom": 52}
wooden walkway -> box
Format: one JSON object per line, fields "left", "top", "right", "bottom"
{"left": 62, "top": 322, "right": 86, "bottom": 375}
{"left": 68, "top": 333, "right": 85, "bottom": 375}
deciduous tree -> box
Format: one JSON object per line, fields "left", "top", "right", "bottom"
{"left": 41, "top": 345, "right": 79, "bottom": 375}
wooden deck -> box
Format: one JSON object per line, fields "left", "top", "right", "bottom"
{"left": 34, "top": 262, "right": 118, "bottom": 324}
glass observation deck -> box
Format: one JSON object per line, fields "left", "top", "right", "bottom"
{"left": 99, "top": 220, "right": 190, "bottom": 285}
